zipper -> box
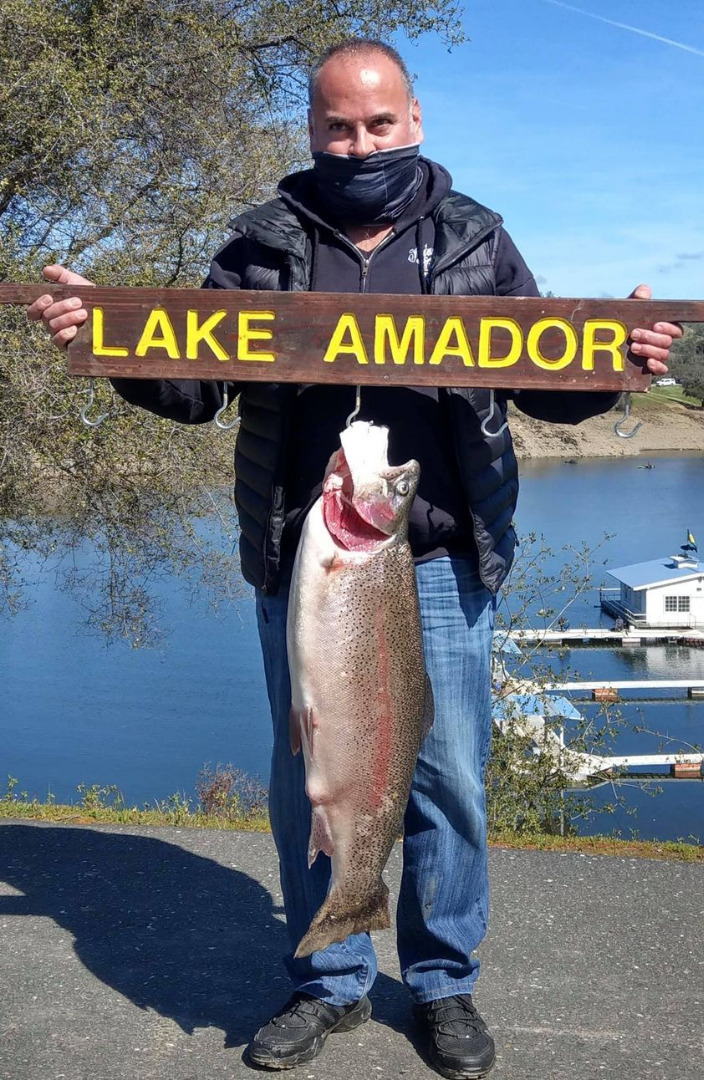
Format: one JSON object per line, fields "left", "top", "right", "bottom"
{"left": 334, "top": 230, "right": 396, "bottom": 293}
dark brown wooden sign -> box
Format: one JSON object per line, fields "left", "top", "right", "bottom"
{"left": 2, "top": 284, "right": 702, "bottom": 391}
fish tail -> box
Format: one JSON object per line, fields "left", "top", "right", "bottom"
{"left": 294, "top": 881, "right": 390, "bottom": 958}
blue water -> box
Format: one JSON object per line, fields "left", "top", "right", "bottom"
{"left": 1, "top": 454, "right": 703, "bottom": 841}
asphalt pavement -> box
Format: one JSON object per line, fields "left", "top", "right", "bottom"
{"left": 0, "top": 821, "right": 702, "bottom": 1080}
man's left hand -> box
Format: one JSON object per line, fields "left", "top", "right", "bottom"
{"left": 627, "top": 284, "right": 682, "bottom": 375}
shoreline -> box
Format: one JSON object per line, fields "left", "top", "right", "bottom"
{"left": 510, "top": 399, "right": 704, "bottom": 461}
{"left": 0, "top": 804, "right": 700, "bottom": 861}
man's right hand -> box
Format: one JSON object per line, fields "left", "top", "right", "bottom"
{"left": 26, "top": 264, "right": 95, "bottom": 347}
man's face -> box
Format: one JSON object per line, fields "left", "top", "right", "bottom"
{"left": 308, "top": 51, "right": 423, "bottom": 158}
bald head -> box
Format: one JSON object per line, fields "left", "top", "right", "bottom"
{"left": 308, "top": 41, "right": 423, "bottom": 159}
{"left": 308, "top": 39, "right": 414, "bottom": 106}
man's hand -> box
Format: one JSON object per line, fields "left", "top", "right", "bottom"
{"left": 26, "top": 264, "right": 95, "bottom": 347}
{"left": 627, "top": 283, "right": 682, "bottom": 375}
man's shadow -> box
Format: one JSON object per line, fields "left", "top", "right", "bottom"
{"left": 0, "top": 824, "right": 412, "bottom": 1049}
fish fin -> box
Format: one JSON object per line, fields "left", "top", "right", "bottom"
{"left": 308, "top": 806, "right": 334, "bottom": 868}
{"left": 421, "top": 674, "right": 435, "bottom": 741}
{"left": 289, "top": 712, "right": 300, "bottom": 756}
{"left": 294, "top": 880, "right": 390, "bottom": 958}
{"left": 290, "top": 705, "right": 317, "bottom": 758}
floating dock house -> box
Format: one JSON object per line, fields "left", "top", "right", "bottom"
{"left": 600, "top": 554, "right": 704, "bottom": 629}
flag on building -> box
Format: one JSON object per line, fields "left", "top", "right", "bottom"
{"left": 682, "top": 529, "right": 698, "bottom": 555}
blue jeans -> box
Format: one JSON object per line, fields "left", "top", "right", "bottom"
{"left": 256, "top": 556, "right": 495, "bottom": 1005}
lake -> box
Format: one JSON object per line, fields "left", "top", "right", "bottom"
{"left": 2, "top": 453, "right": 703, "bottom": 842}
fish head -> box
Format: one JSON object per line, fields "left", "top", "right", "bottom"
{"left": 322, "top": 422, "right": 419, "bottom": 552}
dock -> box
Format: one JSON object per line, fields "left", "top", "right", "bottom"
{"left": 509, "top": 627, "right": 704, "bottom": 647}
{"left": 546, "top": 679, "right": 704, "bottom": 700}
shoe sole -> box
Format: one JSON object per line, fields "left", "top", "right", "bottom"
{"left": 247, "top": 998, "right": 372, "bottom": 1070}
{"left": 427, "top": 1047, "right": 496, "bottom": 1080}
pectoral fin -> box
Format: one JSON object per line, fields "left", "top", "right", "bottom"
{"left": 421, "top": 674, "right": 434, "bottom": 741}
{"left": 290, "top": 705, "right": 317, "bottom": 757}
{"left": 289, "top": 708, "right": 302, "bottom": 755}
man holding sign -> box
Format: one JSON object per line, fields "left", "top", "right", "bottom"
{"left": 29, "top": 38, "right": 680, "bottom": 1079}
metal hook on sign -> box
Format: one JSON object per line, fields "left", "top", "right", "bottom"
{"left": 480, "top": 389, "right": 509, "bottom": 439}
{"left": 80, "top": 378, "right": 109, "bottom": 428}
{"left": 346, "top": 385, "right": 362, "bottom": 428}
{"left": 614, "top": 393, "right": 642, "bottom": 439}
{"left": 214, "top": 383, "right": 240, "bottom": 431}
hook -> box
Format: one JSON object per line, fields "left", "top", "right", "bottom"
{"left": 346, "top": 385, "right": 362, "bottom": 428}
{"left": 614, "top": 393, "right": 642, "bottom": 439}
{"left": 480, "top": 389, "right": 509, "bottom": 438}
{"left": 214, "top": 383, "right": 240, "bottom": 431}
{"left": 80, "top": 378, "right": 109, "bottom": 428}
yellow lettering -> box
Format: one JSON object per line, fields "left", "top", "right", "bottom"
{"left": 374, "top": 315, "right": 425, "bottom": 365}
{"left": 323, "top": 314, "right": 369, "bottom": 364}
{"left": 582, "top": 319, "right": 627, "bottom": 371}
{"left": 237, "top": 311, "right": 275, "bottom": 362}
{"left": 429, "top": 317, "right": 474, "bottom": 367}
{"left": 478, "top": 318, "right": 523, "bottom": 368}
{"left": 527, "top": 318, "right": 578, "bottom": 370}
{"left": 135, "top": 308, "right": 180, "bottom": 359}
{"left": 186, "top": 310, "right": 229, "bottom": 361}
{"left": 92, "top": 307, "right": 128, "bottom": 357}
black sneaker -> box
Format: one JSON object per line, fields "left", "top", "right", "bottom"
{"left": 413, "top": 994, "right": 495, "bottom": 1079}
{"left": 247, "top": 992, "right": 372, "bottom": 1070}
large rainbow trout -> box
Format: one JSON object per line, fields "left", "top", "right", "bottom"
{"left": 287, "top": 421, "right": 432, "bottom": 958}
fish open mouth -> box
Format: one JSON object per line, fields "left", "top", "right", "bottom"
{"left": 322, "top": 449, "right": 391, "bottom": 553}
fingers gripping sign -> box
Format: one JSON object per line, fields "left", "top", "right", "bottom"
{"left": 626, "top": 283, "right": 683, "bottom": 376}
{"left": 26, "top": 264, "right": 94, "bottom": 348}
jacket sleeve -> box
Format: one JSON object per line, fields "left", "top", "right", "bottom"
{"left": 495, "top": 229, "right": 621, "bottom": 424}
{"left": 110, "top": 234, "right": 246, "bottom": 424}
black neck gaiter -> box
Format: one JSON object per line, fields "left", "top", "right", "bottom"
{"left": 312, "top": 143, "right": 422, "bottom": 226}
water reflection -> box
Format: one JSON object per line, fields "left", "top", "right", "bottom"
{"left": 2, "top": 456, "right": 703, "bottom": 842}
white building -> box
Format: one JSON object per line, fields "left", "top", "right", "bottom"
{"left": 600, "top": 554, "right": 704, "bottom": 629}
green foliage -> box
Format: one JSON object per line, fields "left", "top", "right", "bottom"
{"left": 668, "top": 324, "right": 704, "bottom": 407}
{"left": 0, "top": 0, "right": 465, "bottom": 281}
{"left": 196, "top": 763, "right": 269, "bottom": 820}
{"left": 487, "top": 534, "right": 655, "bottom": 837}
{"left": 1, "top": 298, "right": 240, "bottom": 642}
{"left": 0, "top": 0, "right": 466, "bottom": 639}
{"left": 1, "top": 770, "right": 270, "bottom": 829}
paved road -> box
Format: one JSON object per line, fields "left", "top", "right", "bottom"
{"left": 0, "top": 821, "right": 701, "bottom": 1079}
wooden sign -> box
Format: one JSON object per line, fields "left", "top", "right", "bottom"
{"left": 2, "top": 284, "right": 703, "bottom": 391}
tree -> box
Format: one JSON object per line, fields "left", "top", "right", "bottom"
{"left": 487, "top": 533, "right": 659, "bottom": 837}
{"left": 668, "top": 324, "right": 704, "bottom": 407}
{"left": 0, "top": 0, "right": 466, "bottom": 639}
{"left": 1, "top": 0, "right": 464, "bottom": 281}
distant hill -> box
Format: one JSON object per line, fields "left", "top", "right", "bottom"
{"left": 509, "top": 394, "right": 704, "bottom": 460}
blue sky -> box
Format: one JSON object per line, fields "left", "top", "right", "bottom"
{"left": 400, "top": 0, "right": 704, "bottom": 299}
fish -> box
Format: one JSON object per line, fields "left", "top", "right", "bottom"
{"left": 286, "top": 420, "right": 433, "bottom": 958}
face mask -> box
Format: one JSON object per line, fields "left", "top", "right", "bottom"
{"left": 312, "top": 143, "right": 422, "bottom": 225}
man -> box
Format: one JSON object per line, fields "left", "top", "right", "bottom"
{"left": 29, "top": 39, "right": 681, "bottom": 1079}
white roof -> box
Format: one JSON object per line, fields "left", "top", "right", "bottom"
{"left": 607, "top": 556, "right": 703, "bottom": 590}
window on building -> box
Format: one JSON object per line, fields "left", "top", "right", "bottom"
{"left": 665, "top": 596, "right": 690, "bottom": 612}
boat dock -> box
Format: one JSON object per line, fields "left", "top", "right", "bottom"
{"left": 546, "top": 679, "right": 704, "bottom": 700}
{"left": 509, "top": 627, "right": 704, "bottom": 647}
{"left": 494, "top": 628, "right": 704, "bottom": 783}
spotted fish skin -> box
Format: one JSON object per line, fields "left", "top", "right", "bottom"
{"left": 286, "top": 422, "right": 431, "bottom": 959}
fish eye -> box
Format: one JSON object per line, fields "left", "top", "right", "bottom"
{"left": 395, "top": 479, "right": 410, "bottom": 496}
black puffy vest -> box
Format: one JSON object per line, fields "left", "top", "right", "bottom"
{"left": 226, "top": 191, "right": 517, "bottom": 595}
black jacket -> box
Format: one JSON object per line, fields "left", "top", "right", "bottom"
{"left": 113, "top": 161, "right": 619, "bottom": 594}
